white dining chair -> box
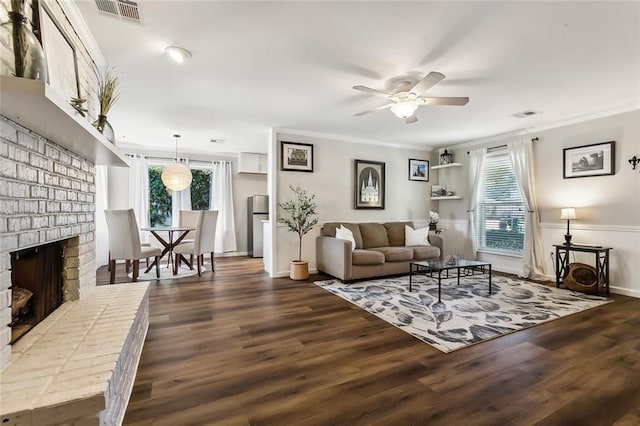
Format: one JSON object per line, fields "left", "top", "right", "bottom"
{"left": 179, "top": 210, "right": 201, "bottom": 243}
{"left": 105, "top": 209, "right": 162, "bottom": 283}
{"left": 173, "top": 210, "right": 218, "bottom": 276}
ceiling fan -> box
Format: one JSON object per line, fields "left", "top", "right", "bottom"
{"left": 353, "top": 71, "right": 469, "bottom": 124}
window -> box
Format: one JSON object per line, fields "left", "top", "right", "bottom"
{"left": 148, "top": 166, "right": 212, "bottom": 227}
{"left": 476, "top": 151, "right": 524, "bottom": 253}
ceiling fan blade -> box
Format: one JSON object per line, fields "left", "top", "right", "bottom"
{"left": 352, "top": 85, "right": 392, "bottom": 98}
{"left": 417, "top": 96, "right": 469, "bottom": 106}
{"left": 405, "top": 114, "right": 418, "bottom": 124}
{"left": 409, "top": 71, "right": 445, "bottom": 95}
{"left": 354, "top": 103, "right": 392, "bottom": 116}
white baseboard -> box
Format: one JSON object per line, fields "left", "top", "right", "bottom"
{"left": 274, "top": 268, "right": 318, "bottom": 278}
{"left": 608, "top": 286, "right": 640, "bottom": 298}
{"left": 216, "top": 251, "right": 248, "bottom": 257}
{"left": 544, "top": 275, "right": 639, "bottom": 298}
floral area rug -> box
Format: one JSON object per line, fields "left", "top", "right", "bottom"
{"left": 315, "top": 275, "right": 611, "bottom": 352}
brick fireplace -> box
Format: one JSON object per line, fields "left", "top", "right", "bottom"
{"left": 0, "top": 115, "right": 149, "bottom": 425}
{"left": 0, "top": 116, "right": 97, "bottom": 368}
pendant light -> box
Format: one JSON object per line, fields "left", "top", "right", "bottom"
{"left": 161, "top": 134, "right": 192, "bottom": 191}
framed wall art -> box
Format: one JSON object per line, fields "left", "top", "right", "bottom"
{"left": 281, "top": 141, "right": 314, "bottom": 172}
{"left": 39, "top": 3, "right": 80, "bottom": 101}
{"left": 563, "top": 141, "right": 615, "bottom": 179}
{"left": 408, "top": 158, "right": 429, "bottom": 181}
{"left": 354, "top": 159, "right": 385, "bottom": 209}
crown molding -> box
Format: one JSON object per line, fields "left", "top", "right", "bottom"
{"left": 442, "top": 103, "right": 640, "bottom": 151}
{"left": 274, "top": 128, "right": 433, "bottom": 152}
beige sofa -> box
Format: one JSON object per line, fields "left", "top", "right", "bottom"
{"left": 316, "top": 222, "right": 444, "bottom": 282}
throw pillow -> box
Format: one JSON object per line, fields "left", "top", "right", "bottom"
{"left": 405, "top": 225, "right": 431, "bottom": 246}
{"left": 335, "top": 225, "right": 356, "bottom": 252}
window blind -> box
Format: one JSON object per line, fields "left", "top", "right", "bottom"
{"left": 476, "top": 151, "right": 525, "bottom": 253}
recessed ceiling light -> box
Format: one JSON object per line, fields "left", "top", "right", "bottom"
{"left": 165, "top": 46, "right": 191, "bottom": 63}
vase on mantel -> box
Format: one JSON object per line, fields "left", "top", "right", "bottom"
{"left": 0, "top": 0, "right": 48, "bottom": 81}
{"left": 429, "top": 223, "right": 437, "bottom": 231}
{"left": 93, "top": 114, "right": 115, "bottom": 144}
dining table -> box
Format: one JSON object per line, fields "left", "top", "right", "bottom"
{"left": 140, "top": 226, "right": 195, "bottom": 273}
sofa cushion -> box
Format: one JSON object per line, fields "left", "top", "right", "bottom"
{"left": 410, "top": 245, "right": 441, "bottom": 260}
{"left": 352, "top": 249, "right": 385, "bottom": 266}
{"left": 405, "top": 225, "right": 431, "bottom": 246}
{"left": 384, "top": 222, "right": 412, "bottom": 247}
{"left": 359, "top": 223, "right": 389, "bottom": 249}
{"left": 322, "top": 223, "right": 363, "bottom": 249}
{"left": 370, "top": 247, "right": 414, "bottom": 262}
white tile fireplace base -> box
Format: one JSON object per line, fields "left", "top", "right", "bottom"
{"left": 0, "top": 283, "right": 149, "bottom": 426}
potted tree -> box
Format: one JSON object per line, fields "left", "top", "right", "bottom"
{"left": 278, "top": 185, "right": 319, "bottom": 280}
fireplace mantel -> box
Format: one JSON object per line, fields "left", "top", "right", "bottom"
{"left": 0, "top": 76, "right": 128, "bottom": 167}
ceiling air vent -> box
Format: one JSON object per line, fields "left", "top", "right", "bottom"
{"left": 95, "top": 0, "right": 143, "bottom": 24}
{"left": 512, "top": 110, "right": 541, "bottom": 119}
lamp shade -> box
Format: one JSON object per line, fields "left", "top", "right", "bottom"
{"left": 560, "top": 207, "right": 577, "bottom": 220}
{"left": 161, "top": 162, "right": 192, "bottom": 191}
{"left": 391, "top": 101, "right": 419, "bottom": 119}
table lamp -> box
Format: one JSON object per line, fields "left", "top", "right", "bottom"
{"left": 560, "top": 207, "right": 577, "bottom": 244}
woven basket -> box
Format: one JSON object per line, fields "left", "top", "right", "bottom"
{"left": 563, "top": 262, "right": 599, "bottom": 294}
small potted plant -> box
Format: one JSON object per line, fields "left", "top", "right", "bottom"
{"left": 278, "top": 185, "right": 319, "bottom": 280}
{"left": 429, "top": 210, "right": 439, "bottom": 231}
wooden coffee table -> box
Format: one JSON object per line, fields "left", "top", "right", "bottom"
{"left": 409, "top": 259, "right": 492, "bottom": 302}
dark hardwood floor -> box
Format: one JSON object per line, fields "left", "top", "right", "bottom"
{"left": 96, "top": 257, "right": 640, "bottom": 425}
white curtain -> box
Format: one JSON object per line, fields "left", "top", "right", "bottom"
{"left": 467, "top": 148, "right": 486, "bottom": 259}
{"left": 211, "top": 161, "right": 237, "bottom": 252}
{"left": 171, "top": 159, "right": 192, "bottom": 226}
{"left": 508, "top": 139, "right": 548, "bottom": 280}
{"left": 95, "top": 165, "right": 109, "bottom": 267}
{"left": 128, "top": 155, "right": 150, "bottom": 244}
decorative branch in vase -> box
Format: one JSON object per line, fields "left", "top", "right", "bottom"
{"left": 93, "top": 67, "right": 119, "bottom": 144}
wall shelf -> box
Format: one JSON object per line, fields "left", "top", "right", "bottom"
{"left": 431, "top": 163, "right": 463, "bottom": 170}
{"left": 431, "top": 196, "right": 463, "bottom": 200}
{"left": 0, "top": 76, "right": 129, "bottom": 167}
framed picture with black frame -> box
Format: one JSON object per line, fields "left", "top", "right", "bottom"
{"left": 563, "top": 141, "right": 615, "bottom": 179}
{"left": 354, "top": 159, "right": 385, "bottom": 209}
{"left": 281, "top": 141, "right": 314, "bottom": 172}
{"left": 39, "top": 2, "right": 80, "bottom": 102}
{"left": 408, "top": 158, "right": 429, "bottom": 181}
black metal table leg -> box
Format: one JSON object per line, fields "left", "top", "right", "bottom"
{"left": 457, "top": 267, "right": 460, "bottom": 286}
{"left": 489, "top": 264, "right": 492, "bottom": 295}
{"left": 409, "top": 264, "right": 413, "bottom": 292}
{"left": 438, "top": 270, "right": 442, "bottom": 302}
{"left": 555, "top": 246, "right": 561, "bottom": 287}
{"left": 605, "top": 250, "right": 610, "bottom": 294}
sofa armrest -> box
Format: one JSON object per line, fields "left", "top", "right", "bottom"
{"left": 316, "top": 236, "right": 352, "bottom": 281}
{"left": 428, "top": 234, "right": 445, "bottom": 260}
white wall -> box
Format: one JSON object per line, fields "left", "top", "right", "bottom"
{"left": 272, "top": 131, "right": 433, "bottom": 277}
{"left": 439, "top": 109, "right": 640, "bottom": 297}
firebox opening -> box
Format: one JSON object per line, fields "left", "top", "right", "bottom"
{"left": 10, "top": 240, "right": 65, "bottom": 344}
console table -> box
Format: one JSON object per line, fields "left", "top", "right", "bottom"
{"left": 554, "top": 244, "right": 612, "bottom": 294}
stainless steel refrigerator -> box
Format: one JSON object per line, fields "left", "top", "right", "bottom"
{"left": 247, "top": 195, "right": 269, "bottom": 257}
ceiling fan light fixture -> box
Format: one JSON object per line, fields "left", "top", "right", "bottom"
{"left": 391, "top": 101, "right": 419, "bottom": 119}
{"left": 165, "top": 46, "right": 192, "bottom": 63}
